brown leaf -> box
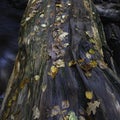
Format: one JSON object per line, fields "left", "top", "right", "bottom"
{"left": 48, "top": 66, "right": 58, "bottom": 78}
{"left": 51, "top": 106, "right": 61, "bottom": 117}
{"left": 86, "top": 101, "right": 100, "bottom": 115}
{"left": 53, "top": 59, "right": 65, "bottom": 68}
{"left": 68, "top": 60, "right": 76, "bottom": 67}
{"left": 62, "top": 100, "right": 70, "bottom": 109}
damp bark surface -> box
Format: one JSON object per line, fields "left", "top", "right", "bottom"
{"left": 1, "top": 0, "right": 120, "bottom": 120}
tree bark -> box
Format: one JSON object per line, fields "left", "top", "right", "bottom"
{"left": 1, "top": 0, "right": 120, "bottom": 120}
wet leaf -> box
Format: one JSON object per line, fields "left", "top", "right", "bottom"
{"left": 86, "top": 52, "right": 91, "bottom": 59}
{"left": 41, "top": 84, "right": 47, "bottom": 92}
{"left": 85, "top": 91, "right": 93, "bottom": 100}
{"left": 25, "top": 17, "right": 31, "bottom": 21}
{"left": 10, "top": 114, "right": 14, "bottom": 120}
{"left": 85, "top": 72, "right": 92, "bottom": 77}
{"left": 53, "top": 59, "right": 65, "bottom": 68}
{"left": 97, "top": 60, "right": 107, "bottom": 69}
{"left": 32, "top": 106, "right": 40, "bottom": 119}
{"left": 89, "top": 49, "right": 95, "bottom": 54}
{"left": 31, "top": 0, "right": 38, "bottom": 4}
{"left": 68, "top": 60, "right": 76, "bottom": 67}
{"left": 62, "top": 100, "right": 70, "bottom": 109}
{"left": 12, "top": 95, "right": 17, "bottom": 101}
{"left": 20, "top": 78, "right": 29, "bottom": 89}
{"left": 48, "top": 66, "right": 58, "bottom": 78}
{"left": 79, "top": 116, "right": 86, "bottom": 120}
{"left": 34, "top": 75, "right": 40, "bottom": 81}
{"left": 56, "top": 3, "right": 63, "bottom": 7}
{"left": 58, "top": 32, "right": 69, "bottom": 41}
{"left": 77, "top": 59, "right": 84, "bottom": 63}
{"left": 85, "top": 31, "right": 91, "bottom": 37}
{"left": 41, "top": 24, "right": 47, "bottom": 27}
{"left": 89, "top": 60, "right": 97, "bottom": 67}
{"left": 68, "top": 111, "right": 78, "bottom": 120}
{"left": 51, "top": 105, "right": 61, "bottom": 117}
{"left": 80, "top": 64, "right": 92, "bottom": 72}
{"left": 63, "top": 43, "right": 69, "bottom": 48}
{"left": 8, "top": 99, "right": 12, "bottom": 107}
{"left": 89, "top": 38, "right": 95, "bottom": 44}
{"left": 40, "top": 13, "right": 44, "bottom": 18}
{"left": 86, "top": 101, "right": 100, "bottom": 115}
{"left": 63, "top": 115, "right": 69, "bottom": 120}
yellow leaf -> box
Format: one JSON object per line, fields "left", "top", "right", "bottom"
{"left": 56, "top": 4, "right": 62, "bottom": 7}
{"left": 68, "top": 60, "right": 76, "bottom": 67}
{"left": 8, "top": 99, "right": 12, "bottom": 107}
{"left": 89, "top": 38, "right": 95, "bottom": 44}
{"left": 51, "top": 66, "right": 58, "bottom": 73}
{"left": 85, "top": 91, "right": 93, "bottom": 100}
{"left": 48, "top": 66, "right": 58, "bottom": 78}
{"left": 89, "top": 49, "right": 95, "bottom": 54}
{"left": 89, "top": 60, "right": 97, "bottom": 67}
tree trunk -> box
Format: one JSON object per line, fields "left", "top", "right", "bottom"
{"left": 1, "top": 0, "right": 120, "bottom": 120}
{"left": 94, "top": 0, "right": 120, "bottom": 76}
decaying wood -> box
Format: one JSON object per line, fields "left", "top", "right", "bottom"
{"left": 1, "top": 0, "right": 120, "bottom": 120}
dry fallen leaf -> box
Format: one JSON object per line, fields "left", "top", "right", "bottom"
{"left": 86, "top": 101, "right": 100, "bottom": 115}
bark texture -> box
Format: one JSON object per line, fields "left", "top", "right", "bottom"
{"left": 1, "top": 0, "right": 120, "bottom": 120}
